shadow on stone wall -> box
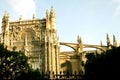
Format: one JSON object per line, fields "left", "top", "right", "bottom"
{"left": 61, "top": 60, "right": 72, "bottom": 74}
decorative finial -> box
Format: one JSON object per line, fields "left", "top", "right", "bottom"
{"left": 77, "top": 35, "right": 82, "bottom": 43}
{"left": 46, "top": 10, "right": 49, "bottom": 14}
{"left": 4, "top": 11, "right": 8, "bottom": 17}
{"left": 33, "top": 14, "right": 35, "bottom": 20}
{"left": 46, "top": 10, "right": 49, "bottom": 18}
{"left": 2, "top": 11, "right": 9, "bottom": 22}
{"left": 51, "top": 6, "right": 54, "bottom": 11}
{"left": 50, "top": 6, "right": 55, "bottom": 18}
{"left": 46, "top": 10, "right": 50, "bottom": 29}
{"left": 100, "top": 41, "right": 103, "bottom": 46}
{"left": 106, "top": 33, "right": 111, "bottom": 46}
{"left": 19, "top": 15, "right": 22, "bottom": 21}
{"left": 113, "top": 35, "right": 118, "bottom": 47}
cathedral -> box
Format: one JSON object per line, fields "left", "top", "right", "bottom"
{"left": 0, "top": 7, "right": 118, "bottom": 76}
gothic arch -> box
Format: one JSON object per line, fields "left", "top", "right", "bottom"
{"left": 19, "top": 28, "right": 36, "bottom": 41}
{"left": 83, "top": 45, "right": 106, "bottom": 52}
{"left": 60, "top": 42, "right": 77, "bottom": 52}
{"left": 60, "top": 42, "right": 107, "bottom": 53}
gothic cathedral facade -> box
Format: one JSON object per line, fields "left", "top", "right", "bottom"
{"left": 0, "top": 7, "right": 60, "bottom": 74}
{"left": 1, "top": 7, "right": 117, "bottom": 75}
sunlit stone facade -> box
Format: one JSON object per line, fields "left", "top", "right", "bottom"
{"left": 0, "top": 7, "right": 60, "bottom": 74}
{"left": 0, "top": 7, "right": 118, "bottom": 76}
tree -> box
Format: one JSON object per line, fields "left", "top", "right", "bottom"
{"left": 85, "top": 47, "right": 120, "bottom": 80}
{"left": 0, "top": 44, "right": 30, "bottom": 79}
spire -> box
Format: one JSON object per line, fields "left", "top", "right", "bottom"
{"left": 77, "top": 35, "right": 83, "bottom": 52}
{"left": 2, "top": 11, "right": 9, "bottom": 34}
{"left": 2, "top": 11, "right": 9, "bottom": 22}
{"left": 113, "top": 35, "right": 118, "bottom": 47}
{"left": 46, "top": 10, "right": 50, "bottom": 29}
{"left": 50, "top": 6, "right": 55, "bottom": 18}
{"left": 46, "top": 10, "right": 49, "bottom": 19}
{"left": 19, "top": 15, "right": 22, "bottom": 21}
{"left": 77, "top": 35, "right": 82, "bottom": 44}
{"left": 49, "top": 6, "right": 56, "bottom": 29}
{"left": 33, "top": 14, "right": 35, "bottom": 20}
{"left": 100, "top": 41, "right": 103, "bottom": 46}
{"left": 106, "top": 33, "right": 111, "bottom": 46}
{"left": 4, "top": 11, "right": 8, "bottom": 17}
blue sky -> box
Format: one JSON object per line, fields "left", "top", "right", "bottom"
{"left": 0, "top": 0, "right": 120, "bottom": 51}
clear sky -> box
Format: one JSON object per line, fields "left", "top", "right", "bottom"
{"left": 0, "top": 0, "right": 120, "bottom": 51}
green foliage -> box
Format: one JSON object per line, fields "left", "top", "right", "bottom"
{"left": 85, "top": 47, "right": 120, "bottom": 79}
{"left": 0, "top": 44, "right": 48, "bottom": 80}
{"left": 0, "top": 44, "right": 30, "bottom": 79}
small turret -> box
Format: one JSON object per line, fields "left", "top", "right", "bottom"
{"left": 33, "top": 14, "right": 35, "bottom": 20}
{"left": 2, "top": 11, "right": 10, "bottom": 47}
{"left": 2, "top": 11, "right": 9, "bottom": 27}
{"left": 2, "top": 11, "right": 9, "bottom": 21}
{"left": 49, "top": 6, "right": 56, "bottom": 29}
{"left": 46, "top": 10, "right": 50, "bottom": 29}
{"left": 106, "top": 34, "right": 111, "bottom": 49}
{"left": 100, "top": 41, "right": 103, "bottom": 46}
{"left": 77, "top": 35, "right": 82, "bottom": 44}
{"left": 113, "top": 35, "right": 118, "bottom": 47}
{"left": 19, "top": 15, "right": 22, "bottom": 21}
{"left": 46, "top": 10, "right": 49, "bottom": 19}
{"left": 50, "top": 6, "right": 55, "bottom": 18}
{"left": 107, "top": 34, "right": 110, "bottom": 45}
{"left": 77, "top": 35, "right": 83, "bottom": 52}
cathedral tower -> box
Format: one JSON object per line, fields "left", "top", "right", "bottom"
{"left": 44, "top": 7, "right": 60, "bottom": 74}
{"left": 2, "top": 11, "right": 10, "bottom": 47}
